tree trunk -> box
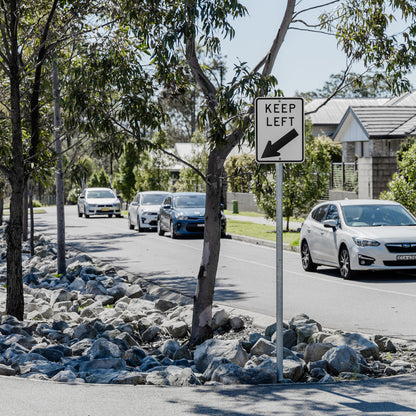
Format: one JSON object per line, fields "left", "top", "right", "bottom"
{"left": 6, "top": 0, "right": 25, "bottom": 320}
{"left": 52, "top": 61, "right": 66, "bottom": 276}
{"left": 0, "top": 197, "right": 3, "bottom": 226}
{"left": 190, "top": 150, "right": 224, "bottom": 346}
{"left": 22, "top": 183, "right": 28, "bottom": 241}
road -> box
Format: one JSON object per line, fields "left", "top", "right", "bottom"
{"left": 35, "top": 206, "right": 416, "bottom": 340}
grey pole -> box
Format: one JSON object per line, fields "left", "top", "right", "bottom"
{"left": 275, "top": 163, "right": 283, "bottom": 381}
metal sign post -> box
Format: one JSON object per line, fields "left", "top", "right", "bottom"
{"left": 275, "top": 163, "right": 284, "bottom": 381}
{"left": 254, "top": 97, "right": 304, "bottom": 382}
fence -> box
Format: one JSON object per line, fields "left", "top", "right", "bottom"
{"left": 330, "top": 162, "right": 358, "bottom": 193}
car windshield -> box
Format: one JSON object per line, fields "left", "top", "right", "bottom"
{"left": 86, "top": 190, "right": 115, "bottom": 199}
{"left": 141, "top": 194, "right": 167, "bottom": 205}
{"left": 342, "top": 204, "right": 416, "bottom": 227}
{"left": 173, "top": 194, "right": 205, "bottom": 208}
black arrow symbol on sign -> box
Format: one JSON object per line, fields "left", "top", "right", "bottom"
{"left": 261, "top": 128, "right": 299, "bottom": 158}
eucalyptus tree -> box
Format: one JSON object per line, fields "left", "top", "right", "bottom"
{"left": 0, "top": 0, "right": 140, "bottom": 319}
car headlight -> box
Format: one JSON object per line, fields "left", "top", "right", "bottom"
{"left": 87, "top": 204, "right": 96, "bottom": 208}
{"left": 177, "top": 215, "right": 188, "bottom": 220}
{"left": 352, "top": 237, "right": 380, "bottom": 247}
{"left": 114, "top": 203, "right": 120, "bottom": 209}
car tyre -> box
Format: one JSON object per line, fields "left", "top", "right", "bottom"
{"left": 170, "top": 221, "right": 177, "bottom": 239}
{"left": 339, "top": 246, "right": 355, "bottom": 280}
{"left": 157, "top": 219, "right": 165, "bottom": 236}
{"left": 108, "top": 214, "right": 113, "bottom": 218}
{"left": 78, "top": 208, "right": 82, "bottom": 218}
{"left": 137, "top": 215, "right": 144, "bottom": 232}
{"left": 84, "top": 213, "right": 89, "bottom": 218}
{"left": 128, "top": 215, "right": 134, "bottom": 230}
{"left": 301, "top": 241, "right": 317, "bottom": 272}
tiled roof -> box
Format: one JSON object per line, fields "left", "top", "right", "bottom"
{"left": 349, "top": 106, "right": 416, "bottom": 137}
{"left": 305, "top": 98, "right": 391, "bottom": 125}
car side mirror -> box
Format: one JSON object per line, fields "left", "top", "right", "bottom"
{"left": 79, "top": 195, "right": 85, "bottom": 199}
{"left": 323, "top": 219, "right": 337, "bottom": 229}
{"left": 163, "top": 204, "right": 171, "bottom": 209}
{"left": 131, "top": 201, "right": 138, "bottom": 206}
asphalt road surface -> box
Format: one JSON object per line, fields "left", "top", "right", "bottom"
{"left": 34, "top": 206, "right": 416, "bottom": 340}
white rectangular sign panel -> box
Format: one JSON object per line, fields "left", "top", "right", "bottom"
{"left": 255, "top": 97, "right": 304, "bottom": 163}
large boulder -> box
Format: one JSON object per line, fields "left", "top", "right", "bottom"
{"left": 194, "top": 339, "right": 249, "bottom": 373}
{"left": 304, "top": 343, "right": 334, "bottom": 363}
{"left": 322, "top": 345, "right": 360, "bottom": 375}
{"left": 324, "top": 333, "right": 379, "bottom": 359}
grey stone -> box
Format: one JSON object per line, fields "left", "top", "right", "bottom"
{"left": 87, "top": 338, "right": 122, "bottom": 359}
{"left": 51, "top": 369, "right": 78, "bottom": 383}
{"left": 31, "top": 346, "right": 64, "bottom": 362}
{"left": 155, "top": 299, "right": 176, "bottom": 312}
{"left": 250, "top": 338, "right": 275, "bottom": 356}
{"left": 142, "top": 326, "right": 160, "bottom": 342}
{"left": 50, "top": 289, "right": 73, "bottom": 305}
{"left": 19, "top": 361, "right": 64, "bottom": 378}
{"left": 304, "top": 343, "right": 334, "bottom": 363}
{"left": 73, "top": 323, "right": 98, "bottom": 340}
{"left": 163, "top": 320, "right": 188, "bottom": 339}
{"left": 229, "top": 316, "right": 245, "bottom": 331}
{"left": 160, "top": 339, "right": 180, "bottom": 358}
{"left": 79, "top": 358, "right": 126, "bottom": 373}
{"left": 68, "top": 277, "right": 86, "bottom": 292}
{"left": 85, "top": 281, "right": 107, "bottom": 296}
{"left": 283, "top": 356, "right": 305, "bottom": 382}
{"left": 212, "top": 309, "right": 230, "bottom": 330}
{"left": 123, "top": 347, "right": 147, "bottom": 366}
{"left": 111, "top": 371, "right": 147, "bottom": 385}
{"left": 323, "top": 345, "right": 360, "bottom": 375}
{"left": 324, "top": 333, "right": 379, "bottom": 359}
{"left": 194, "top": 339, "right": 249, "bottom": 373}
{"left": 0, "top": 363, "right": 17, "bottom": 376}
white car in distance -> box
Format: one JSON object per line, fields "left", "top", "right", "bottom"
{"left": 77, "top": 187, "right": 121, "bottom": 218}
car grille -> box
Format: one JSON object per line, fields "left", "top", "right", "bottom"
{"left": 186, "top": 224, "right": 204, "bottom": 232}
{"left": 385, "top": 243, "right": 416, "bottom": 253}
{"left": 384, "top": 260, "right": 416, "bottom": 266}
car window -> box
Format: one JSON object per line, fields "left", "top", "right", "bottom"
{"left": 174, "top": 194, "right": 205, "bottom": 208}
{"left": 326, "top": 204, "right": 340, "bottom": 221}
{"left": 142, "top": 194, "right": 168, "bottom": 205}
{"left": 342, "top": 204, "right": 416, "bottom": 227}
{"left": 163, "top": 197, "right": 172, "bottom": 206}
{"left": 311, "top": 204, "right": 328, "bottom": 223}
{"left": 86, "top": 190, "right": 115, "bottom": 198}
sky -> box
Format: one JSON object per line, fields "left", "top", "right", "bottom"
{"left": 220, "top": 0, "right": 416, "bottom": 97}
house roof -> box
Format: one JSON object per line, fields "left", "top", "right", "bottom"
{"left": 305, "top": 97, "right": 391, "bottom": 125}
{"left": 333, "top": 106, "right": 416, "bottom": 141}
{"left": 305, "top": 91, "right": 416, "bottom": 126}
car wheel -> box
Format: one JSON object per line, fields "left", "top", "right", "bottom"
{"left": 84, "top": 213, "right": 89, "bottom": 218}
{"left": 77, "top": 208, "right": 82, "bottom": 218}
{"left": 339, "top": 246, "right": 355, "bottom": 280}
{"left": 157, "top": 219, "right": 165, "bottom": 236}
{"left": 108, "top": 214, "right": 113, "bottom": 218}
{"left": 137, "top": 215, "right": 143, "bottom": 232}
{"left": 128, "top": 215, "right": 134, "bottom": 230}
{"left": 301, "top": 241, "right": 317, "bottom": 272}
{"left": 170, "top": 221, "right": 177, "bottom": 239}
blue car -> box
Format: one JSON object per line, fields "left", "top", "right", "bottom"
{"left": 157, "top": 192, "right": 226, "bottom": 238}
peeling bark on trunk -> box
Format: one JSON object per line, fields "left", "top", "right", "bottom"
{"left": 190, "top": 150, "right": 224, "bottom": 346}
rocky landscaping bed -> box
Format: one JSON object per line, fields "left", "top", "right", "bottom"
{"left": 0, "top": 224, "right": 416, "bottom": 386}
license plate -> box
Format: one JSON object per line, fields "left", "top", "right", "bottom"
{"left": 196, "top": 224, "right": 204, "bottom": 228}
{"left": 101, "top": 208, "right": 109, "bottom": 211}
{"left": 397, "top": 255, "right": 416, "bottom": 260}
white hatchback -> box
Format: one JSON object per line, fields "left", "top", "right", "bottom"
{"left": 300, "top": 199, "right": 416, "bottom": 279}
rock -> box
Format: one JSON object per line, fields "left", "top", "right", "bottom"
{"left": 87, "top": 338, "right": 122, "bottom": 359}
{"left": 204, "top": 358, "right": 246, "bottom": 385}
{"left": 125, "top": 284, "right": 144, "bottom": 299}
{"left": 155, "top": 299, "right": 176, "bottom": 312}
{"left": 373, "top": 335, "right": 397, "bottom": 353}
{"left": 111, "top": 371, "right": 147, "bottom": 385}
{"left": 283, "top": 356, "right": 305, "bottom": 382}
{"left": 163, "top": 320, "right": 188, "bottom": 339}
{"left": 229, "top": 316, "right": 244, "bottom": 331}
{"left": 85, "top": 281, "right": 107, "bottom": 296}
{"left": 73, "top": 323, "right": 98, "bottom": 340}
{"left": 141, "top": 326, "right": 160, "bottom": 342}
{"left": 123, "top": 347, "right": 147, "bottom": 366}
{"left": 194, "top": 339, "right": 249, "bottom": 373}
{"left": 0, "top": 363, "right": 17, "bottom": 376}
{"left": 79, "top": 358, "right": 126, "bottom": 373}
{"left": 31, "top": 346, "right": 64, "bottom": 362}
{"left": 19, "top": 361, "right": 64, "bottom": 378}
{"left": 304, "top": 343, "right": 333, "bottom": 363}
{"left": 50, "top": 289, "right": 73, "bottom": 305}
{"left": 324, "top": 333, "right": 379, "bottom": 359}
{"left": 295, "top": 322, "right": 321, "bottom": 344}
{"left": 160, "top": 340, "right": 180, "bottom": 359}
{"left": 68, "top": 278, "right": 86, "bottom": 292}
{"left": 212, "top": 309, "right": 230, "bottom": 330}
{"left": 322, "top": 345, "right": 360, "bottom": 375}
{"left": 250, "top": 338, "right": 275, "bottom": 356}
{"left": 165, "top": 366, "right": 201, "bottom": 386}
{"left": 51, "top": 369, "right": 79, "bottom": 383}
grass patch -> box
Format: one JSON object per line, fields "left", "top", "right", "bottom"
{"left": 227, "top": 219, "right": 299, "bottom": 246}
{"left": 224, "top": 210, "right": 264, "bottom": 217}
